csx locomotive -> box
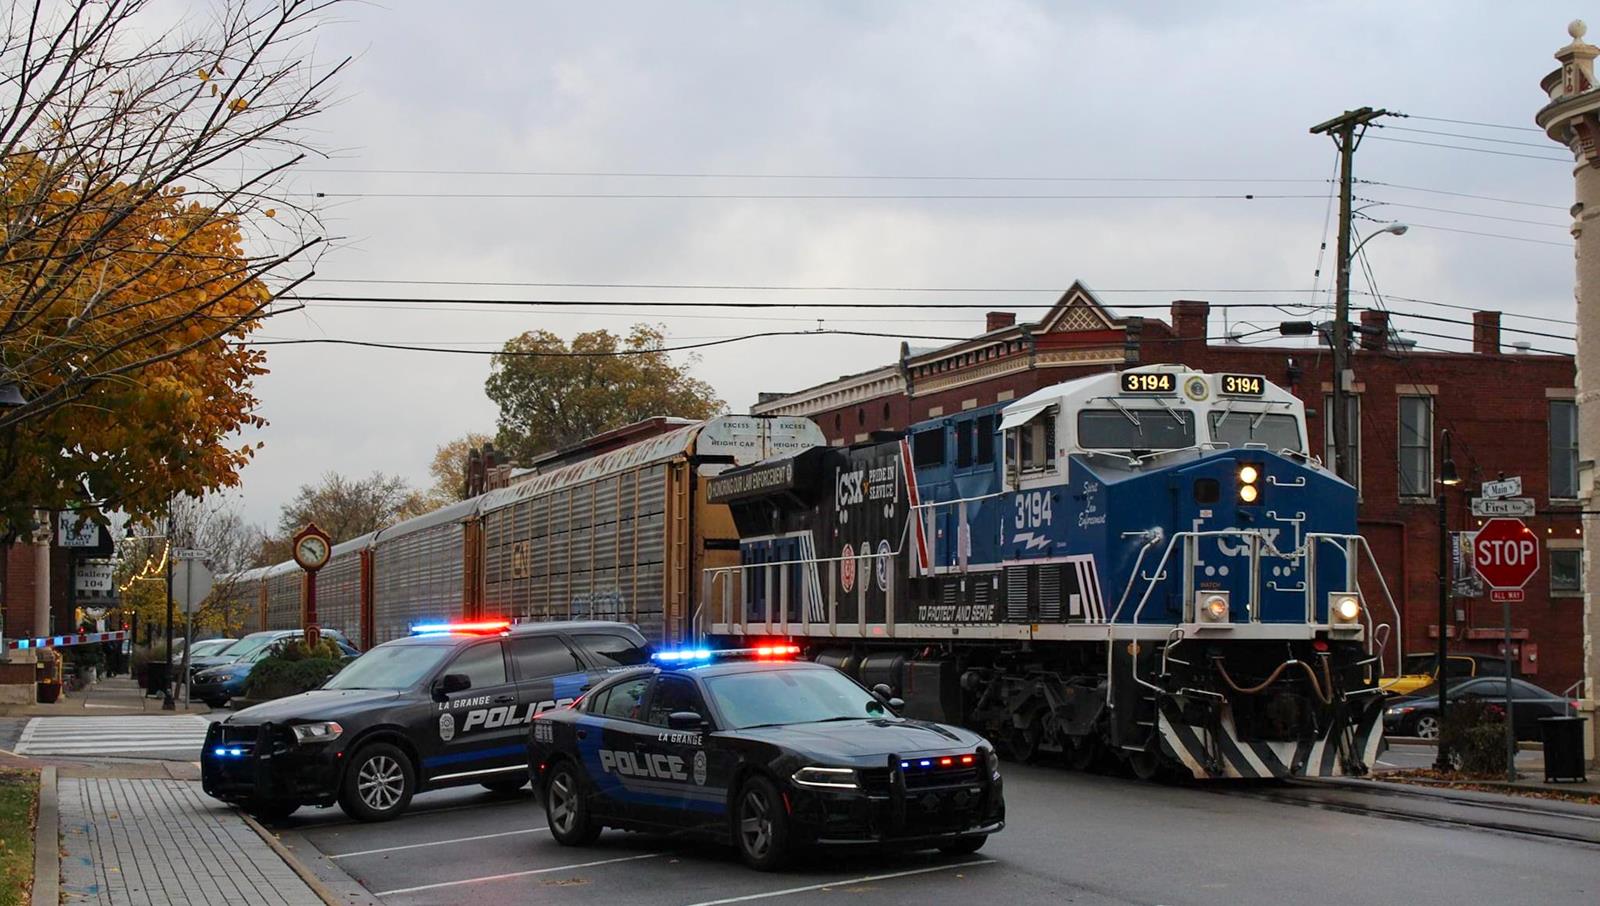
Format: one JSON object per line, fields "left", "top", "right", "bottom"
{"left": 703, "top": 365, "right": 1394, "bottom": 780}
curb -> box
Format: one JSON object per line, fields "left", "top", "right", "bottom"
{"left": 240, "top": 811, "right": 355, "bottom": 906}
{"left": 30, "top": 766, "right": 57, "bottom": 906}
{"left": 1304, "top": 775, "right": 1600, "bottom": 816}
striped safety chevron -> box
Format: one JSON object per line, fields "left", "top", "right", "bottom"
{"left": 5, "top": 630, "right": 127, "bottom": 651}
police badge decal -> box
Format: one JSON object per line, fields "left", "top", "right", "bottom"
{"left": 693, "top": 750, "right": 708, "bottom": 786}
{"left": 438, "top": 712, "right": 456, "bottom": 741}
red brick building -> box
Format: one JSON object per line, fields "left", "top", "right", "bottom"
{"left": 752, "top": 284, "right": 1582, "bottom": 694}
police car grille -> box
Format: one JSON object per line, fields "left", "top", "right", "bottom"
{"left": 858, "top": 768, "right": 893, "bottom": 796}
{"left": 215, "top": 724, "right": 258, "bottom": 745}
{"left": 904, "top": 766, "right": 980, "bottom": 790}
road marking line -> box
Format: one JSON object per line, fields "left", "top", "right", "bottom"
{"left": 681, "top": 858, "right": 999, "bottom": 906}
{"left": 372, "top": 852, "right": 663, "bottom": 896}
{"left": 332, "top": 827, "right": 549, "bottom": 859}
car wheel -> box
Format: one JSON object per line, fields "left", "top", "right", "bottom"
{"left": 545, "top": 762, "right": 600, "bottom": 846}
{"left": 1413, "top": 714, "right": 1441, "bottom": 740}
{"left": 482, "top": 777, "right": 528, "bottom": 794}
{"left": 339, "top": 742, "right": 415, "bottom": 822}
{"left": 937, "top": 835, "right": 987, "bottom": 856}
{"left": 246, "top": 799, "right": 299, "bottom": 823}
{"left": 734, "top": 775, "right": 791, "bottom": 871}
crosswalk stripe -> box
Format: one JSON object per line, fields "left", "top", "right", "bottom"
{"left": 15, "top": 716, "right": 212, "bottom": 755}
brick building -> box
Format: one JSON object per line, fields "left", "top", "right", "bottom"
{"left": 2, "top": 535, "right": 74, "bottom": 641}
{"left": 752, "top": 284, "right": 1583, "bottom": 694}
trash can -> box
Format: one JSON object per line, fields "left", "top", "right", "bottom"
{"left": 145, "top": 660, "right": 170, "bottom": 697}
{"left": 1539, "top": 716, "right": 1587, "bottom": 783}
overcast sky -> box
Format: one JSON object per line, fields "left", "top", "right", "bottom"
{"left": 218, "top": 1, "right": 1581, "bottom": 531}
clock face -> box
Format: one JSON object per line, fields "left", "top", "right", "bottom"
{"left": 296, "top": 535, "right": 329, "bottom": 568}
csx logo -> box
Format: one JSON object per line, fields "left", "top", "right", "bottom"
{"left": 599, "top": 749, "right": 687, "bottom": 781}
{"left": 836, "top": 469, "right": 865, "bottom": 507}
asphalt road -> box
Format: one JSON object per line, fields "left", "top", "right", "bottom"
{"left": 280, "top": 763, "right": 1599, "bottom": 906}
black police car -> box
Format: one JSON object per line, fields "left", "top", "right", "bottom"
{"left": 528, "top": 646, "right": 1005, "bottom": 870}
{"left": 201, "top": 620, "right": 648, "bottom": 822}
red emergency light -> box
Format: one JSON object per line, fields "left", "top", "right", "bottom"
{"left": 410, "top": 619, "right": 512, "bottom": 635}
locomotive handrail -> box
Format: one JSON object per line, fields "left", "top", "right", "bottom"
{"left": 1306, "top": 532, "right": 1404, "bottom": 686}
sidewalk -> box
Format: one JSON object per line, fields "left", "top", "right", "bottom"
{"left": 0, "top": 676, "right": 214, "bottom": 718}
{"left": 1, "top": 748, "right": 332, "bottom": 906}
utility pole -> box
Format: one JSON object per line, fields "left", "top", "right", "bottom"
{"left": 1310, "top": 107, "right": 1388, "bottom": 484}
{"left": 161, "top": 499, "right": 175, "bottom": 710}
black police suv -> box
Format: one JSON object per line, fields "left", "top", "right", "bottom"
{"left": 528, "top": 652, "right": 1005, "bottom": 870}
{"left": 201, "top": 620, "right": 649, "bottom": 822}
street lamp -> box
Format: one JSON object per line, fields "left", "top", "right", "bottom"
{"left": 1433, "top": 429, "right": 1461, "bottom": 771}
{"left": 1330, "top": 222, "right": 1409, "bottom": 484}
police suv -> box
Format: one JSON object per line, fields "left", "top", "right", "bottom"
{"left": 200, "top": 620, "right": 647, "bottom": 822}
{"left": 529, "top": 646, "right": 1005, "bottom": 870}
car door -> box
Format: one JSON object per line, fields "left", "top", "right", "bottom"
{"left": 506, "top": 633, "right": 588, "bottom": 717}
{"left": 574, "top": 674, "right": 663, "bottom": 823}
{"left": 1507, "top": 678, "right": 1562, "bottom": 739}
{"left": 638, "top": 673, "right": 729, "bottom": 831}
{"left": 427, "top": 639, "right": 525, "bottom": 784}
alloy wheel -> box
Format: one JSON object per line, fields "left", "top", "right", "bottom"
{"left": 357, "top": 754, "right": 405, "bottom": 811}
{"left": 549, "top": 774, "right": 577, "bottom": 834}
{"left": 739, "top": 788, "right": 773, "bottom": 859}
{"left": 1415, "top": 715, "right": 1440, "bottom": 740}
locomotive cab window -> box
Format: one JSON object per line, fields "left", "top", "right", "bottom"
{"left": 1003, "top": 408, "right": 1057, "bottom": 476}
{"left": 1077, "top": 409, "right": 1195, "bottom": 451}
{"left": 1208, "top": 411, "right": 1303, "bottom": 453}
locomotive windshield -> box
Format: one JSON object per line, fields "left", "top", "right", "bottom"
{"left": 1208, "top": 411, "right": 1303, "bottom": 452}
{"left": 1077, "top": 409, "right": 1196, "bottom": 451}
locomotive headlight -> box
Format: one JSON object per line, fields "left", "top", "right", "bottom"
{"left": 1238, "top": 465, "right": 1260, "bottom": 484}
{"left": 1236, "top": 463, "right": 1262, "bottom": 504}
{"left": 1196, "top": 591, "right": 1231, "bottom": 624}
{"left": 1329, "top": 592, "right": 1363, "bottom": 627}
{"left": 1239, "top": 485, "right": 1259, "bottom": 503}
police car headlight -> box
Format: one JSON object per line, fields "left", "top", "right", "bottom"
{"left": 291, "top": 721, "right": 343, "bottom": 744}
{"left": 791, "top": 766, "right": 859, "bottom": 789}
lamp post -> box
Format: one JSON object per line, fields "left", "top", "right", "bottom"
{"left": 1433, "top": 429, "right": 1461, "bottom": 771}
{"left": 1330, "top": 222, "right": 1408, "bottom": 484}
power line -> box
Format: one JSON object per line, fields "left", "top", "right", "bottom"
{"left": 1355, "top": 198, "right": 1566, "bottom": 229}
{"left": 1353, "top": 290, "right": 1575, "bottom": 327}
{"left": 1376, "top": 123, "right": 1564, "bottom": 151}
{"left": 1356, "top": 179, "right": 1567, "bottom": 211}
{"left": 1364, "top": 135, "right": 1569, "bottom": 163}
{"left": 1398, "top": 220, "right": 1570, "bottom": 247}
{"left": 1382, "top": 309, "right": 1575, "bottom": 344}
{"left": 1392, "top": 112, "right": 1545, "bottom": 134}
{"left": 294, "top": 166, "right": 1328, "bottom": 184}
{"left": 298, "top": 190, "right": 1328, "bottom": 201}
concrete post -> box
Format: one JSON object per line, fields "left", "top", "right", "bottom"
{"left": 32, "top": 512, "right": 50, "bottom": 638}
{"left": 1537, "top": 20, "right": 1600, "bottom": 764}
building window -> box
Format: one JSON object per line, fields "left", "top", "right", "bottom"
{"left": 834, "top": 413, "right": 841, "bottom": 432}
{"left": 1551, "top": 547, "right": 1583, "bottom": 595}
{"left": 857, "top": 407, "right": 865, "bottom": 426}
{"left": 882, "top": 402, "right": 891, "bottom": 420}
{"left": 1323, "top": 394, "right": 1361, "bottom": 492}
{"left": 1398, "top": 396, "right": 1432, "bottom": 497}
{"left": 1551, "top": 399, "right": 1578, "bottom": 499}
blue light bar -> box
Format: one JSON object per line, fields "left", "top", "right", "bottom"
{"left": 652, "top": 648, "right": 714, "bottom": 663}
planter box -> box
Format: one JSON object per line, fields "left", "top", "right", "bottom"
{"left": 36, "top": 682, "right": 62, "bottom": 704}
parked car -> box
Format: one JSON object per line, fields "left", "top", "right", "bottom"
{"left": 1383, "top": 676, "right": 1576, "bottom": 740}
{"left": 1381, "top": 653, "right": 1519, "bottom": 697}
{"left": 191, "top": 630, "right": 356, "bottom": 708}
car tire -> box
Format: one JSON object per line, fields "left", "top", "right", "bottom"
{"left": 1413, "top": 714, "right": 1441, "bottom": 740}
{"left": 339, "top": 742, "right": 415, "bottom": 822}
{"left": 482, "top": 777, "right": 528, "bottom": 794}
{"left": 246, "top": 799, "right": 299, "bottom": 823}
{"left": 937, "top": 835, "right": 987, "bottom": 856}
{"left": 545, "top": 762, "right": 601, "bottom": 846}
{"left": 734, "top": 775, "right": 791, "bottom": 871}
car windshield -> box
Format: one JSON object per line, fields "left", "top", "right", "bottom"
{"left": 190, "top": 640, "right": 234, "bottom": 657}
{"left": 218, "top": 634, "right": 278, "bottom": 662}
{"left": 323, "top": 644, "right": 452, "bottom": 691}
{"left": 1407, "top": 677, "right": 1480, "bottom": 699}
{"left": 704, "top": 668, "right": 885, "bottom": 729}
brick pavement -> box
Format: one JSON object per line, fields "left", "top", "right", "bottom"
{"left": 58, "top": 777, "right": 323, "bottom": 906}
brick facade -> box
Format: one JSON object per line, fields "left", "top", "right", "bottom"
{"left": 2, "top": 535, "right": 74, "bottom": 642}
{"left": 752, "top": 287, "right": 1581, "bottom": 693}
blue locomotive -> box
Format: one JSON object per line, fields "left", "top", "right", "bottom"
{"left": 705, "top": 365, "right": 1393, "bottom": 779}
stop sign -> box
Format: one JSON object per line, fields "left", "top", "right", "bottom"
{"left": 1472, "top": 517, "right": 1541, "bottom": 590}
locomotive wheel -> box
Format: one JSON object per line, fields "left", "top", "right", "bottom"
{"left": 1065, "top": 735, "right": 1097, "bottom": 772}
{"left": 1010, "top": 714, "right": 1044, "bottom": 763}
{"left": 1128, "top": 746, "right": 1162, "bottom": 782}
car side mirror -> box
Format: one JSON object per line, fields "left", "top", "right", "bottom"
{"left": 434, "top": 673, "right": 471, "bottom": 699}
{"left": 668, "top": 711, "right": 707, "bottom": 731}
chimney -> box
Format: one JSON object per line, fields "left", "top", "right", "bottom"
{"left": 465, "top": 447, "right": 484, "bottom": 498}
{"left": 1472, "top": 310, "right": 1501, "bottom": 355}
{"left": 985, "top": 311, "right": 1016, "bottom": 332}
{"left": 1171, "top": 300, "right": 1210, "bottom": 343}
{"left": 1359, "top": 309, "right": 1389, "bottom": 350}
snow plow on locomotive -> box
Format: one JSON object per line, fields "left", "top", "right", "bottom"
{"left": 704, "top": 365, "right": 1395, "bottom": 780}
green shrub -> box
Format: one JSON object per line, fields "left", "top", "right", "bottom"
{"left": 65, "top": 642, "right": 105, "bottom": 671}
{"left": 1440, "top": 697, "right": 1508, "bottom": 774}
{"left": 276, "top": 638, "right": 344, "bottom": 662}
{"left": 242, "top": 656, "right": 343, "bottom": 701}
{"left": 131, "top": 641, "right": 169, "bottom": 675}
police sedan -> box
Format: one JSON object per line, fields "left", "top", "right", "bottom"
{"left": 529, "top": 646, "right": 1005, "bottom": 870}
{"left": 201, "top": 620, "right": 648, "bottom": 822}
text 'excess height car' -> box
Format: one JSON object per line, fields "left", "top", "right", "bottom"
{"left": 200, "top": 620, "right": 649, "bottom": 822}
{"left": 529, "top": 646, "right": 1005, "bottom": 870}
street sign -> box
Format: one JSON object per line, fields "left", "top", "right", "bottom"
{"left": 173, "top": 548, "right": 209, "bottom": 560}
{"left": 75, "top": 562, "right": 115, "bottom": 593}
{"left": 1470, "top": 497, "right": 1536, "bottom": 517}
{"left": 1481, "top": 476, "right": 1523, "bottom": 500}
{"left": 172, "top": 559, "right": 214, "bottom": 609}
{"left": 1472, "top": 517, "right": 1541, "bottom": 591}
{"left": 1489, "top": 588, "right": 1526, "bottom": 603}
